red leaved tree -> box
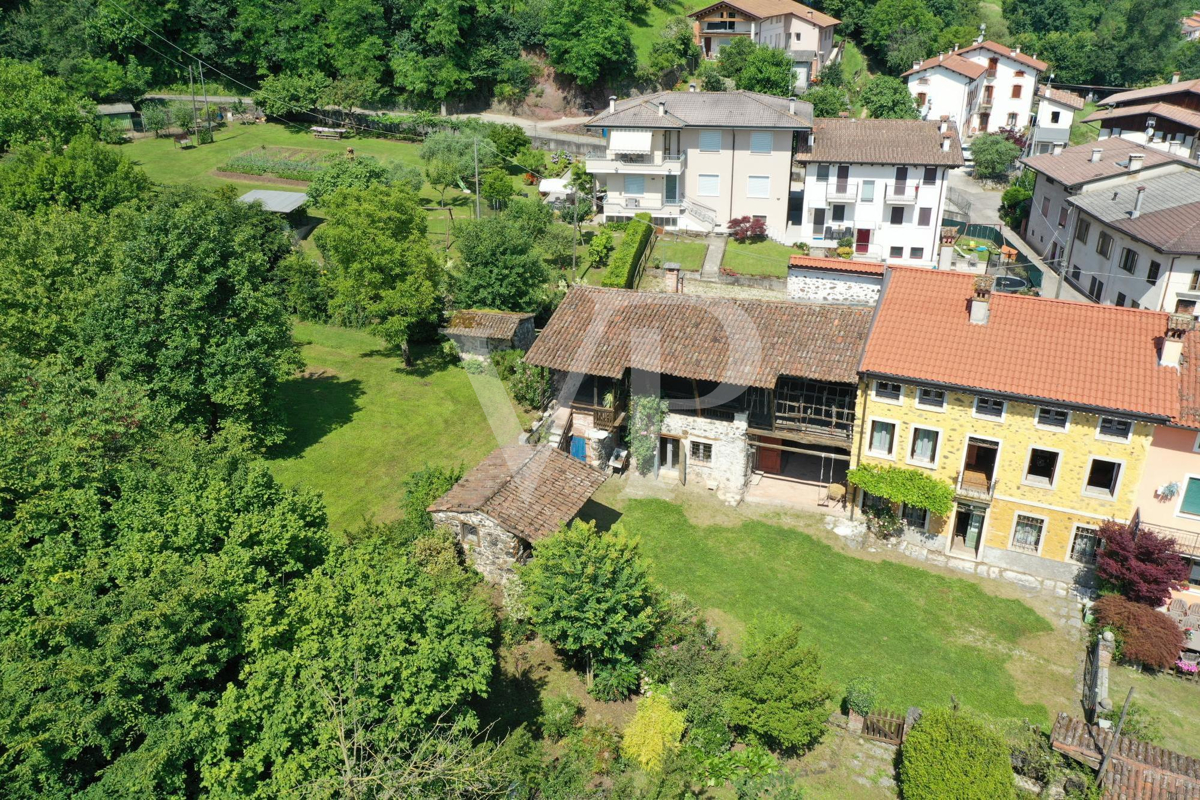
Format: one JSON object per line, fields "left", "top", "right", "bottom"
{"left": 1096, "top": 521, "right": 1189, "bottom": 607}
{"left": 1092, "top": 594, "right": 1185, "bottom": 670}
{"left": 727, "top": 216, "right": 767, "bottom": 243}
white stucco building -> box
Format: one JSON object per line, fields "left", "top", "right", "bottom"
{"left": 903, "top": 40, "right": 1047, "bottom": 137}
{"left": 586, "top": 90, "right": 813, "bottom": 237}
{"left": 689, "top": 0, "right": 840, "bottom": 91}
{"left": 1028, "top": 86, "right": 1084, "bottom": 156}
{"left": 791, "top": 117, "right": 964, "bottom": 265}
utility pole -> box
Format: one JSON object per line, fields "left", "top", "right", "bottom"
{"left": 473, "top": 138, "right": 481, "bottom": 220}
{"left": 1097, "top": 686, "right": 1134, "bottom": 788}
{"left": 188, "top": 65, "right": 199, "bottom": 140}
{"left": 199, "top": 60, "right": 211, "bottom": 143}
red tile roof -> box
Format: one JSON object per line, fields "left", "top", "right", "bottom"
{"left": 1178, "top": 330, "right": 1200, "bottom": 429}
{"left": 1037, "top": 85, "right": 1086, "bottom": 111}
{"left": 1020, "top": 138, "right": 1192, "bottom": 188}
{"left": 902, "top": 53, "right": 987, "bottom": 80}
{"left": 690, "top": 0, "right": 839, "bottom": 26}
{"left": 859, "top": 268, "right": 1180, "bottom": 419}
{"left": 957, "top": 40, "right": 1049, "bottom": 72}
{"left": 789, "top": 254, "right": 885, "bottom": 275}
{"left": 794, "top": 118, "right": 965, "bottom": 166}
{"left": 1083, "top": 102, "right": 1200, "bottom": 131}
{"left": 443, "top": 309, "right": 533, "bottom": 340}
{"left": 427, "top": 445, "right": 605, "bottom": 541}
{"left": 1051, "top": 713, "right": 1200, "bottom": 800}
{"left": 1102, "top": 78, "right": 1200, "bottom": 107}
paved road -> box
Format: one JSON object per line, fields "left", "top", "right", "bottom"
{"left": 947, "top": 168, "right": 1002, "bottom": 225}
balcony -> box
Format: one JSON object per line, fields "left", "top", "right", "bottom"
{"left": 956, "top": 471, "right": 997, "bottom": 503}
{"left": 1141, "top": 522, "right": 1200, "bottom": 558}
{"left": 884, "top": 184, "right": 919, "bottom": 205}
{"left": 587, "top": 152, "right": 685, "bottom": 175}
{"left": 979, "top": 99, "right": 994, "bottom": 111}
{"left": 827, "top": 182, "right": 858, "bottom": 202}
{"left": 985, "top": 68, "right": 997, "bottom": 79}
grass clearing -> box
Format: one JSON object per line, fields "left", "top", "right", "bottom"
{"left": 613, "top": 497, "right": 1056, "bottom": 720}
{"left": 268, "top": 321, "right": 509, "bottom": 531}
{"left": 629, "top": 0, "right": 707, "bottom": 63}
{"left": 652, "top": 238, "right": 708, "bottom": 271}
{"left": 1070, "top": 101, "right": 1100, "bottom": 146}
{"left": 721, "top": 238, "right": 796, "bottom": 277}
{"left": 1108, "top": 665, "right": 1200, "bottom": 756}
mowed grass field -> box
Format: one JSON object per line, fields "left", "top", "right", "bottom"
{"left": 618, "top": 498, "right": 1057, "bottom": 720}
{"left": 722, "top": 238, "right": 796, "bottom": 277}
{"left": 268, "top": 322, "right": 509, "bottom": 531}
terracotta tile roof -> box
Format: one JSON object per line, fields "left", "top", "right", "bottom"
{"left": 1051, "top": 713, "right": 1200, "bottom": 799}
{"left": 793, "top": 118, "right": 965, "bottom": 166}
{"left": 957, "top": 40, "right": 1049, "bottom": 72}
{"left": 1102, "top": 79, "right": 1200, "bottom": 107}
{"left": 588, "top": 90, "right": 813, "bottom": 130}
{"left": 1068, "top": 172, "right": 1200, "bottom": 254}
{"left": 1083, "top": 102, "right": 1200, "bottom": 131}
{"left": 902, "top": 53, "right": 986, "bottom": 80}
{"left": 443, "top": 309, "right": 533, "bottom": 340}
{"left": 789, "top": 254, "right": 885, "bottom": 275}
{"left": 690, "top": 0, "right": 839, "bottom": 26}
{"left": 427, "top": 445, "right": 605, "bottom": 541}
{"left": 859, "top": 268, "right": 1180, "bottom": 419}
{"left": 1037, "top": 85, "right": 1086, "bottom": 111}
{"left": 1177, "top": 330, "right": 1200, "bottom": 428}
{"left": 524, "top": 285, "right": 872, "bottom": 387}
{"left": 1020, "top": 138, "right": 1192, "bottom": 188}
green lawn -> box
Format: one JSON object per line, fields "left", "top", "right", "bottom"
{"left": 1070, "top": 101, "right": 1101, "bottom": 146}
{"left": 653, "top": 238, "right": 709, "bottom": 271}
{"left": 721, "top": 238, "right": 796, "bottom": 277}
{"left": 620, "top": 499, "right": 1055, "bottom": 720}
{"left": 268, "top": 321, "right": 511, "bottom": 531}
{"left": 840, "top": 40, "right": 871, "bottom": 118}
{"left": 629, "top": 0, "right": 707, "bottom": 63}
{"left": 1109, "top": 665, "right": 1200, "bottom": 756}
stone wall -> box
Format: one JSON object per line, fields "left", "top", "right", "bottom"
{"left": 513, "top": 318, "right": 535, "bottom": 352}
{"left": 430, "top": 510, "right": 526, "bottom": 583}
{"left": 660, "top": 411, "right": 750, "bottom": 504}
{"left": 787, "top": 268, "right": 882, "bottom": 305}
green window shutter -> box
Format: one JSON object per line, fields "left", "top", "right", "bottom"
{"left": 1181, "top": 478, "right": 1200, "bottom": 516}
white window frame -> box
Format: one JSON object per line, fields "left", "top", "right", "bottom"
{"left": 1069, "top": 524, "right": 1100, "bottom": 565}
{"left": 746, "top": 175, "right": 770, "bottom": 199}
{"left": 867, "top": 417, "right": 899, "bottom": 459}
{"left": 907, "top": 425, "right": 943, "bottom": 469}
{"left": 1174, "top": 473, "right": 1200, "bottom": 520}
{"left": 1008, "top": 512, "right": 1048, "bottom": 557}
{"left": 1096, "top": 416, "right": 1133, "bottom": 443}
{"left": 861, "top": 180, "right": 876, "bottom": 202}
{"left": 698, "top": 173, "right": 720, "bottom": 197}
{"left": 1034, "top": 406, "right": 1071, "bottom": 432}
{"left": 972, "top": 396, "right": 1006, "bottom": 422}
{"left": 1021, "top": 444, "right": 1062, "bottom": 490}
{"left": 623, "top": 174, "right": 645, "bottom": 196}
{"left": 915, "top": 387, "right": 946, "bottom": 411}
{"left": 901, "top": 503, "right": 929, "bottom": 531}
{"left": 1082, "top": 456, "right": 1125, "bottom": 500}
{"left": 872, "top": 380, "right": 903, "bottom": 404}
{"left": 699, "top": 130, "right": 722, "bottom": 152}
{"left": 749, "top": 131, "right": 773, "bottom": 154}
{"left": 1193, "top": 431, "right": 1200, "bottom": 453}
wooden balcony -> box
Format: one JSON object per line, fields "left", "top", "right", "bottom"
{"left": 571, "top": 401, "right": 626, "bottom": 432}
{"left": 956, "top": 470, "right": 997, "bottom": 503}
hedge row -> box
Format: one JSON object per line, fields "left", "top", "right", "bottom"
{"left": 602, "top": 212, "right": 653, "bottom": 288}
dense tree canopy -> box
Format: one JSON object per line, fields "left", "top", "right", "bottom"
{"left": 0, "top": 58, "right": 94, "bottom": 151}
{"left": 0, "top": 134, "right": 149, "bottom": 213}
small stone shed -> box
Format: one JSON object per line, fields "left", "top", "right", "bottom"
{"left": 427, "top": 444, "right": 606, "bottom": 582}
{"left": 442, "top": 309, "right": 535, "bottom": 360}
{"left": 787, "top": 255, "right": 885, "bottom": 305}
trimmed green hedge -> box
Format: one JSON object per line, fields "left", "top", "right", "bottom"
{"left": 899, "top": 708, "right": 1016, "bottom": 800}
{"left": 602, "top": 212, "right": 652, "bottom": 288}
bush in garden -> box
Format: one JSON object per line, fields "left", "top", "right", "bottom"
{"left": 984, "top": 717, "right": 1060, "bottom": 784}
{"left": 589, "top": 658, "right": 641, "bottom": 701}
{"left": 724, "top": 623, "right": 833, "bottom": 753}
{"left": 844, "top": 676, "right": 878, "bottom": 716}
{"left": 540, "top": 694, "right": 583, "bottom": 741}
{"left": 621, "top": 694, "right": 686, "bottom": 772}
{"left": 1092, "top": 594, "right": 1184, "bottom": 670}
{"left": 508, "top": 361, "right": 550, "bottom": 409}
{"left": 584, "top": 229, "right": 615, "bottom": 272}
{"left": 489, "top": 348, "right": 524, "bottom": 381}
{"left": 728, "top": 215, "right": 767, "bottom": 243}
{"left": 1096, "top": 521, "right": 1189, "bottom": 607}
{"left": 1099, "top": 701, "right": 1164, "bottom": 745}
{"left": 899, "top": 708, "right": 1016, "bottom": 800}
{"left": 601, "top": 212, "right": 652, "bottom": 288}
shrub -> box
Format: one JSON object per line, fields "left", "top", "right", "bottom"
{"left": 584, "top": 228, "right": 615, "bottom": 272}
{"left": 987, "top": 718, "right": 1059, "bottom": 784}
{"left": 621, "top": 694, "right": 686, "bottom": 772}
{"left": 725, "top": 623, "right": 833, "bottom": 753}
{"left": 1099, "top": 701, "right": 1164, "bottom": 744}
{"left": 847, "top": 463, "right": 955, "bottom": 516}
{"left": 601, "top": 212, "right": 652, "bottom": 287}
{"left": 899, "top": 708, "right": 1016, "bottom": 800}
{"left": 629, "top": 394, "right": 669, "bottom": 475}
{"left": 490, "top": 348, "right": 524, "bottom": 381}
{"left": 540, "top": 694, "right": 583, "bottom": 741}
{"left": 728, "top": 215, "right": 767, "bottom": 243}
{"left": 1091, "top": 595, "right": 1184, "bottom": 670}
{"left": 972, "top": 133, "right": 1023, "bottom": 180}
{"left": 1096, "top": 521, "right": 1189, "bottom": 607}
{"left": 590, "top": 658, "right": 641, "bottom": 701}
{"left": 509, "top": 361, "right": 550, "bottom": 409}
{"left": 844, "top": 676, "right": 878, "bottom": 716}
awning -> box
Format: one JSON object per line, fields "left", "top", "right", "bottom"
{"left": 609, "top": 129, "right": 653, "bottom": 154}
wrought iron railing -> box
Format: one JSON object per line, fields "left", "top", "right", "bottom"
{"left": 956, "top": 471, "right": 997, "bottom": 502}
{"left": 1140, "top": 521, "right": 1200, "bottom": 557}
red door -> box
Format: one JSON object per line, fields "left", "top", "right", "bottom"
{"left": 855, "top": 228, "right": 871, "bottom": 254}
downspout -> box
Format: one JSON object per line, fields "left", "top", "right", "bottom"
{"left": 1057, "top": 207, "right": 1080, "bottom": 300}
{"left": 728, "top": 130, "right": 736, "bottom": 225}
{"left": 1159, "top": 256, "right": 1179, "bottom": 312}
{"left": 850, "top": 269, "right": 893, "bottom": 520}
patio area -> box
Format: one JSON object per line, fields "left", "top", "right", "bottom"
{"left": 744, "top": 450, "right": 850, "bottom": 516}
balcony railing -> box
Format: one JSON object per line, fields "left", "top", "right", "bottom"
{"left": 956, "top": 471, "right": 997, "bottom": 503}
{"left": 570, "top": 401, "right": 627, "bottom": 432}
{"left": 1141, "top": 522, "right": 1200, "bottom": 558}
{"left": 827, "top": 182, "right": 857, "bottom": 201}
{"left": 588, "top": 152, "right": 685, "bottom": 174}
{"left": 985, "top": 68, "right": 997, "bottom": 79}
{"left": 885, "top": 184, "right": 919, "bottom": 204}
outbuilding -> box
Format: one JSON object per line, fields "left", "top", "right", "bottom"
{"left": 442, "top": 309, "right": 535, "bottom": 359}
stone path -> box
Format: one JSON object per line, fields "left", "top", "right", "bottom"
{"left": 699, "top": 235, "right": 726, "bottom": 281}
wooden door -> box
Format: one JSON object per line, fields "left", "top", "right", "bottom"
{"left": 855, "top": 228, "right": 871, "bottom": 254}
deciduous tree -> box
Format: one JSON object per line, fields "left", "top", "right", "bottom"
{"left": 453, "top": 216, "right": 548, "bottom": 312}
{"left": 0, "top": 134, "right": 149, "bottom": 213}
{"left": 1096, "top": 522, "right": 1190, "bottom": 607}
{"left": 861, "top": 75, "right": 920, "bottom": 119}
{"left": 0, "top": 58, "right": 93, "bottom": 151}
{"left": 736, "top": 45, "right": 797, "bottom": 97}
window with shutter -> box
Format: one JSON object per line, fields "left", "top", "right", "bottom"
{"left": 623, "top": 175, "right": 645, "bottom": 195}
{"left": 1180, "top": 478, "right": 1200, "bottom": 516}
{"left": 746, "top": 175, "right": 770, "bottom": 198}
{"left": 749, "top": 131, "right": 772, "bottom": 153}
{"left": 698, "top": 174, "right": 720, "bottom": 196}
{"left": 699, "top": 130, "right": 722, "bottom": 152}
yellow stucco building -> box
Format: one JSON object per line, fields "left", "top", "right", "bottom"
{"left": 853, "top": 268, "right": 1185, "bottom": 583}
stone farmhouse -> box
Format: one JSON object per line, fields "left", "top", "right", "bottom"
{"left": 687, "top": 0, "right": 840, "bottom": 91}
{"left": 786, "top": 254, "right": 884, "bottom": 305}
{"left": 903, "top": 40, "right": 1047, "bottom": 136}
{"left": 523, "top": 285, "right": 872, "bottom": 505}
{"left": 1087, "top": 74, "right": 1200, "bottom": 162}
{"left": 428, "top": 444, "right": 605, "bottom": 582}
{"left": 442, "top": 309, "right": 535, "bottom": 359}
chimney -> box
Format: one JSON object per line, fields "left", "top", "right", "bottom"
{"left": 658, "top": 100, "right": 665, "bottom": 116}
{"left": 608, "top": 95, "right": 616, "bottom": 113}
{"left": 970, "top": 276, "right": 992, "bottom": 325}
{"left": 789, "top": 96, "right": 796, "bottom": 115}
{"left": 807, "top": 9, "right": 813, "bottom": 18}
{"left": 1010, "top": 48, "right": 1017, "bottom": 57}
{"left": 1128, "top": 153, "right": 1145, "bottom": 172}
{"left": 663, "top": 262, "right": 683, "bottom": 294}
{"left": 1131, "top": 186, "right": 1146, "bottom": 219}
{"left": 688, "top": 83, "right": 697, "bottom": 92}
{"left": 1161, "top": 314, "right": 1192, "bottom": 368}
{"left": 939, "top": 114, "right": 949, "bottom": 134}
{"left": 1052, "top": 142, "right": 1065, "bottom": 155}
{"left": 913, "top": 60, "right": 921, "bottom": 70}
{"left": 1015, "top": 45, "right": 1021, "bottom": 54}
{"left": 942, "top": 133, "right": 952, "bottom": 151}
{"left": 1090, "top": 147, "right": 1102, "bottom": 163}
{"left": 939, "top": 52, "right": 945, "bottom": 62}
{"left": 1173, "top": 71, "right": 1182, "bottom": 84}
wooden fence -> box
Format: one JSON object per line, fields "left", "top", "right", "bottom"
{"left": 862, "top": 710, "right": 906, "bottom": 745}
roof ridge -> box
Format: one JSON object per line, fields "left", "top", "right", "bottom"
{"left": 569, "top": 284, "right": 874, "bottom": 312}
{"left": 477, "top": 445, "right": 539, "bottom": 510}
